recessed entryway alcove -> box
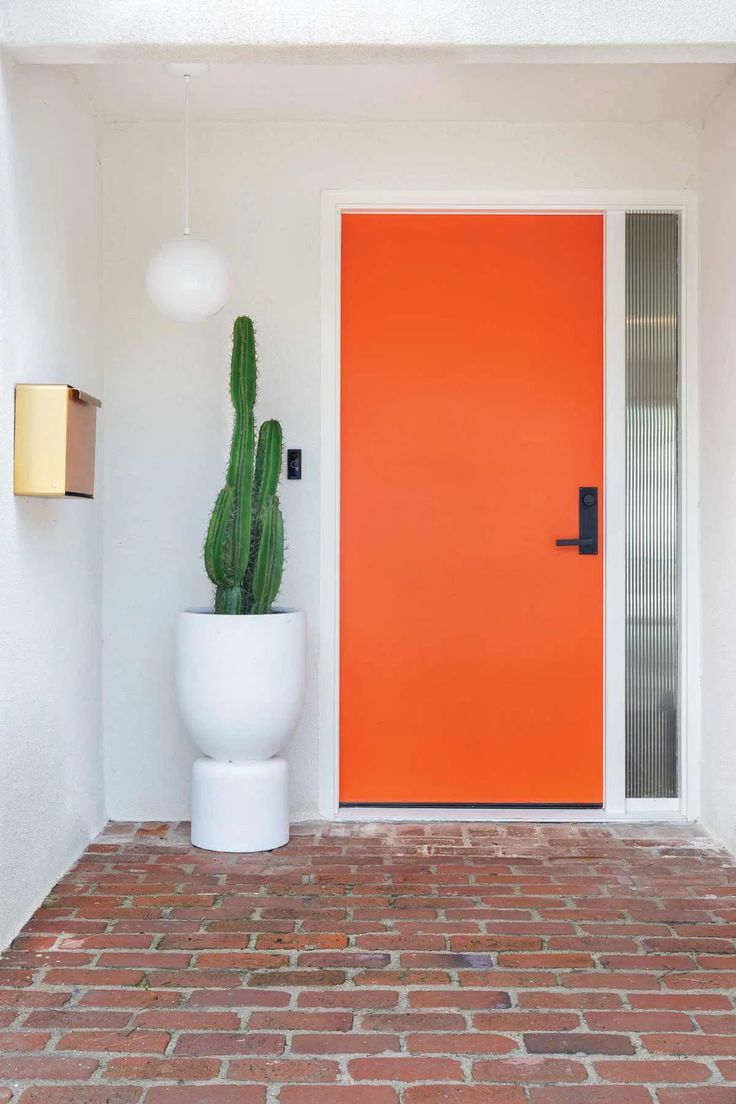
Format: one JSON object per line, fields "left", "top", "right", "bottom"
{"left": 3, "top": 38, "right": 736, "bottom": 943}
{"left": 75, "top": 61, "right": 712, "bottom": 832}
{"left": 42, "top": 60, "right": 722, "bottom": 821}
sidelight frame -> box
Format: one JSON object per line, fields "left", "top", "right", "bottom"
{"left": 319, "top": 190, "right": 698, "bottom": 823}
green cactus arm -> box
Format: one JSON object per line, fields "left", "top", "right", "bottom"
{"left": 203, "top": 316, "right": 257, "bottom": 590}
{"left": 250, "top": 496, "right": 284, "bottom": 615}
{"left": 204, "top": 485, "right": 234, "bottom": 587}
{"left": 225, "top": 405, "right": 255, "bottom": 584}
{"left": 231, "top": 315, "right": 257, "bottom": 410}
{"left": 223, "top": 317, "right": 257, "bottom": 584}
{"left": 245, "top": 419, "right": 283, "bottom": 606}
{"left": 253, "top": 420, "right": 283, "bottom": 516}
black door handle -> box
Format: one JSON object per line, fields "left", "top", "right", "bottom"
{"left": 555, "top": 486, "right": 598, "bottom": 556}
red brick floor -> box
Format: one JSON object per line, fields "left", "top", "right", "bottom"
{"left": 1, "top": 821, "right": 736, "bottom": 1103}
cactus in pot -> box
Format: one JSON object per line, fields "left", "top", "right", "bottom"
{"left": 204, "top": 316, "right": 284, "bottom": 614}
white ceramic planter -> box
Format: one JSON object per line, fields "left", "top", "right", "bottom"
{"left": 175, "top": 607, "right": 306, "bottom": 853}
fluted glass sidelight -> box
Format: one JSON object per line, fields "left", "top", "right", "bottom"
{"left": 625, "top": 212, "right": 680, "bottom": 799}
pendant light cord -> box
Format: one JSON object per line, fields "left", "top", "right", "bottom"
{"left": 183, "top": 74, "right": 191, "bottom": 236}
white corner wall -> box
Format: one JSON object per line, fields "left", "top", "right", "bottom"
{"left": 101, "top": 118, "right": 699, "bottom": 822}
{"left": 699, "top": 75, "right": 736, "bottom": 853}
{"left": 0, "top": 59, "right": 105, "bottom": 947}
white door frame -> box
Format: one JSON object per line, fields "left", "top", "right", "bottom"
{"left": 319, "top": 189, "right": 699, "bottom": 823}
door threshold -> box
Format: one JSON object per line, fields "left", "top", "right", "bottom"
{"left": 341, "top": 802, "right": 603, "bottom": 810}
{"left": 335, "top": 804, "right": 688, "bottom": 824}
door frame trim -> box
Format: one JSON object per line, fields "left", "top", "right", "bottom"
{"left": 319, "top": 190, "right": 698, "bottom": 823}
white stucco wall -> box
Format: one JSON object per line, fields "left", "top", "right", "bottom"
{"left": 0, "top": 60, "right": 105, "bottom": 946}
{"left": 101, "top": 117, "right": 699, "bottom": 821}
{"left": 699, "top": 76, "right": 736, "bottom": 853}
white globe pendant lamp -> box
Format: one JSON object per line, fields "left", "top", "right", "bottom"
{"left": 146, "top": 64, "right": 229, "bottom": 322}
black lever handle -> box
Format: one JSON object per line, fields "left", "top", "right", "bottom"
{"left": 555, "top": 487, "right": 598, "bottom": 556}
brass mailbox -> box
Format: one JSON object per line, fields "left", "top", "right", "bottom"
{"left": 14, "top": 384, "right": 102, "bottom": 498}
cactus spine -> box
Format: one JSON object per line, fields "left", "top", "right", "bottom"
{"left": 204, "top": 317, "right": 285, "bottom": 615}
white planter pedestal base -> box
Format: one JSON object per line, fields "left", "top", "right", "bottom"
{"left": 191, "top": 756, "right": 289, "bottom": 853}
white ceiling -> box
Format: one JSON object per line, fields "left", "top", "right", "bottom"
{"left": 10, "top": 0, "right": 736, "bottom": 66}
{"left": 71, "top": 63, "right": 735, "bottom": 125}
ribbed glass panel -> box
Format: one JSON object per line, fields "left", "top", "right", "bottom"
{"left": 625, "top": 212, "right": 679, "bottom": 798}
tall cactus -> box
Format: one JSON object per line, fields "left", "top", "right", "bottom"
{"left": 204, "top": 317, "right": 285, "bottom": 615}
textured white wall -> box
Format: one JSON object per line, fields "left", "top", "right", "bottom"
{"left": 101, "top": 118, "right": 699, "bottom": 821}
{"left": 0, "top": 61, "right": 105, "bottom": 947}
{"left": 699, "top": 76, "right": 736, "bottom": 853}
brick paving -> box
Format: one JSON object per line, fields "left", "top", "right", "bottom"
{"left": 1, "top": 821, "right": 736, "bottom": 1102}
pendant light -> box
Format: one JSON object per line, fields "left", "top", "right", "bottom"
{"left": 145, "top": 64, "right": 230, "bottom": 322}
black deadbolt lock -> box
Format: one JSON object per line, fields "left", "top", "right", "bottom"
{"left": 555, "top": 486, "right": 599, "bottom": 555}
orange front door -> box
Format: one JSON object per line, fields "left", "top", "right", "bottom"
{"left": 339, "top": 213, "right": 604, "bottom": 806}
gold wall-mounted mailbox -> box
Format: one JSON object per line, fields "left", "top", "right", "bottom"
{"left": 14, "top": 384, "right": 102, "bottom": 498}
